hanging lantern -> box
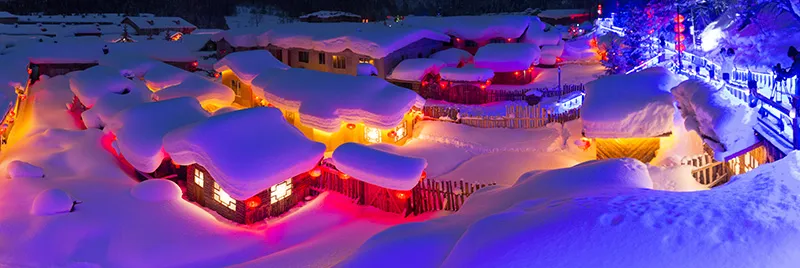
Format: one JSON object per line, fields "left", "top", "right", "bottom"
{"left": 675, "top": 34, "right": 686, "bottom": 42}
{"left": 576, "top": 137, "right": 592, "bottom": 151}
{"left": 674, "top": 14, "right": 685, "bottom": 23}
{"left": 309, "top": 168, "right": 322, "bottom": 178}
{"left": 191, "top": 61, "right": 199, "bottom": 68}
{"left": 598, "top": 4, "right": 602, "bottom": 15}
{"left": 395, "top": 190, "right": 410, "bottom": 200}
{"left": 514, "top": 71, "right": 520, "bottom": 76}
{"left": 388, "top": 130, "right": 397, "bottom": 138}
{"left": 507, "top": 38, "right": 513, "bottom": 42}
{"left": 485, "top": 79, "right": 492, "bottom": 86}
{"left": 346, "top": 123, "right": 356, "bottom": 130}
{"left": 245, "top": 196, "right": 261, "bottom": 209}
{"left": 339, "top": 173, "right": 350, "bottom": 180}
{"left": 674, "top": 24, "right": 685, "bottom": 33}
{"left": 439, "top": 81, "right": 448, "bottom": 89}
{"left": 675, "top": 43, "right": 686, "bottom": 52}
{"left": 480, "top": 84, "right": 486, "bottom": 90}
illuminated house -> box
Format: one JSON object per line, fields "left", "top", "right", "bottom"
{"left": 209, "top": 28, "right": 262, "bottom": 58}
{"left": 386, "top": 58, "right": 446, "bottom": 91}
{"left": 250, "top": 68, "right": 425, "bottom": 150}
{"left": 121, "top": 16, "right": 196, "bottom": 36}
{"left": 24, "top": 43, "right": 103, "bottom": 83}
{"left": 213, "top": 50, "right": 290, "bottom": 107}
{"left": 473, "top": 43, "right": 540, "bottom": 85}
{"left": 254, "top": 22, "right": 449, "bottom": 78}
{"left": 434, "top": 67, "right": 495, "bottom": 104}
{"left": 581, "top": 67, "right": 678, "bottom": 164}
{"left": 164, "top": 107, "right": 326, "bottom": 224}
{"left": 404, "top": 15, "right": 537, "bottom": 55}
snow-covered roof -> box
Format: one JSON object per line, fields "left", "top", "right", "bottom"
{"left": 582, "top": 67, "right": 679, "bottom": 138}
{"left": 17, "top": 42, "right": 103, "bottom": 64}
{"left": 672, "top": 80, "right": 758, "bottom": 161}
{"left": 0, "top": 23, "right": 124, "bottom": 37}
{"left": 331, "top": 143, "right": 427, "bottom": 191}
{"left": 192, "top": 29, "right": 223, "bottom": 35}
{"left": 154, "top": 75, "right": 235, "bottom": 109}
{"left": 430, "top": 48, "right": 472, "bottom": 67}
{"left": 474, "top": 43, "right": 541, "bottom": 72}
{"left": 213, "top": 50, "right": 289, "bottom": 84}
{"left": 540, "top": 40, "right": 565, "bottom": 57}
{"left": 98, "top": 54, "right": 161, "bottom": 78}
{"left": 0, "top": 12, "right": 17, "bottom": 19}
{"left": 250, "top": 68, "right": 425, "bottom": 133}
{"left": 256, "top": 22, "right": 450, "bottom": 59}
{"left": 536, "top": 9, "right": 589, "bottom": 19}
{"left": 439, "top": 67, "right": 494, "bottom": 82}
{"left": 108, "top": 97, "right": 209, "bottom": 173}
{"left": 91, "top": 80, "right": 152, "bottom": 124}
{"left": 164, "top": 107, "right": 326, "bottom": 200}
{"left": 524, "top": 29, "right": 562, "bottom": 46}
{"left": 210, "top": 27, "right": 263, "bottom": 48}
{"left": 142, "top": 62, "right": 195, "bottom": 90}
{"left": 403, "top": 15, "right": 533, "bottom": 41}
{"left": 179, "top": 34, "right": 213, "bottom": 51}
{"left": 123, "top": 16, "right": 197, "bottom": 31}
{"left": 108, "top": 40, "right": 196, "bottom": 63}
{"left": 387, "top": 58, "right": 446, "bottom": 81}
{"left": 299, "top": 11, "right": 360, "bottom": 19}
{"left": 67, "top": 66, "right": 136, "bottom": 108}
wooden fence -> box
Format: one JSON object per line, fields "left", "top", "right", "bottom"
{"left": 409, "top": 179, "right": 496, "bottom": 216}
{"left": 424, "top": 104, "right": 582, "bottom": 129}
{"left": 532, "top": 84, "right": 586, "bottom": 98}
{"left": 681, "top": 153, "right": 729, "bottom": 186}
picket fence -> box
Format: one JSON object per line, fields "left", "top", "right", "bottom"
{"left": 424, "top": 104, "right": 582, "bottom": 129}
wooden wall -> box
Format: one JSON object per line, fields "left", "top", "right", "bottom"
{"left": 595, "top": 137, "right": 661, "bottom": 164}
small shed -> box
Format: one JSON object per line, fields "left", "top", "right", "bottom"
{"left": 164, "top": 107, "right": 326, "bottom": 224}
{"left": 582, "top": 67, "right": 678, "bottom": 163}
{"left": 473, "top": 43, "right": 540, "bottom": 85}
{"left": 299, "top": 11, "right": 362, "bottom": 23}
{"left": 386, "top": 58, "right": 446, "bottom": 92}
{"left": 435, "top": 67, "right": 494, "bottom": 104}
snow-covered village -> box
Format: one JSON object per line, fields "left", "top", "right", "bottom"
{"left": 0, "top": 0, "right": 799, "bottom": 267}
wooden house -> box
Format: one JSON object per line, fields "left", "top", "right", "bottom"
{"left": 26, "top": 43, "right": 103, "bottom": 84}
{"left": 403, "top": 15, "right": 534, "bottom": 55}
{"left": 250, "top": 68, "right": 425, "bottom": 150}
{"left": 536, "top": 9, "right": 591, "bottom": 26}
{"left": 385, "top": 58, "right": 446, "bottom": 92}
{"left": 298, "top": 11, "right": 362, "bottom": 23}
{"left": 164, "top": 107, "right": 326, "bottom": 224}
{"left": 213, "top": 50, "right": 290, "bottom": 107}
{"left": 255, "top": 22, "right": 449, "bottom": 79}
{"left": 430, "top": 67, "right": 495, "bottom": 104}
{"left": 209, "top": 28, "right": 262, "bottom": 58}
{"left": 473, "top": 43, "right": 539, "bottom": 85}
{"left": 122, "top": 16, "right": 196, "bottom": 36}
{"left": 581, "top": 67, "right": 677, "bottom": 164}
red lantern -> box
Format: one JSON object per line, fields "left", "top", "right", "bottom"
{"left": 675, "top": 43, "right": 686, "bottom": 52}
{"left": 675, "top": 34, "right": 686, "bottom": 42}
{"left": 396, "top": 191, "right": 410, "bottom": 200}
{"left": 577, "top": 137, "right": 592, "bottom": 151}
{"left": 480, "top": 84, "right": 486, "bottom": 90}
{"left": 439, "top": 81, "right": 448, "bottom": 89}
{"left": 598, "top": 4, "right": 602, "bottom": 15}
{"left": 507, "top": 38, "right": 513, "bottom": 42}
{"left": 674, "top": 14, "right": 685, "bottom": 23}
{"left": 27, "top": 68, "right": 32, "bottom": 75}
{"left": 191, "top": 61, "right": 199, "bottom": 67}
{"left": 346, "top": 123, "right": 356, "bottom": 130}
{"left": 339, "top": 173, "right": 350, "bottom": 180}
{"left": 514, "top": 71, "right": 520, "bottom": 76}
{"left": 674, "top": 24, "right": 685, "bottom": 33}
{"left": 455, "top": 38, "right": 461, "bottom": 42}
{"left": 214, "top": 72, "right": 220, "bottom": 78}
{"left": 421, "top": 80, "right": 428, "bottom": 86}
{"left": 485, "top": 79, "right": 492, "bottom": 86}
{"left": 245, "top": 196, "right": 261, "bottom": 209}
{"left": 309, "top": 168, "right": 322, "bottom": 178}
{"left": 388, "top": 131, "right": 397, "bottom": 138}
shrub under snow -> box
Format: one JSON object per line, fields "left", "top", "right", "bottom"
{"left": 31, "top": 189, "right": 74, "bottom": 216}
{"left": 7, "top": 160, "right": 45, "bottom": 179}
{"left": 130, "top": 179, "right": 182, "bottom": 202}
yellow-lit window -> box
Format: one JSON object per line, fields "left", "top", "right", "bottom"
{"left": 193, "top": 168, "right": 204, "bottom": 187}
{"left": 359, "top": 57, "right": 374, "bottom": 65}
{"left": 230, "top": 79, "right": 241, "bottom": 97}
{"left": 213, "top": 182, "right": 237, "bottom": 211}
{"left": 365, "top": 127, "right": 382, "bottom": 143}
{"left": 394, "top": 121, "right": 407, "bottom": 142}
{"left": 270, "top": 178, "right": 292, "bottom": 204}
{"left": 333, "top": 55, "right": 347, "bottom": 69}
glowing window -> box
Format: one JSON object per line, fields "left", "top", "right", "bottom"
{"left": 213, "top": 182, "right": 237, "bottom": 211}
{"left": 358, "top": 57, "right": 374, "bottom": 65}
{"left": 230, "top": 79, "right": 241, "bottom": 97}
{"left": 193, "top": 168, "right": 204, "bottom": 187}
{"left": 394, "top": 121, "right": 407, "bottom": 142}
{"left": 365, "top": 127, "right": 382, "bottom": 143}
{"left": 270, "top": 178, "right": 292, "bottom": 204}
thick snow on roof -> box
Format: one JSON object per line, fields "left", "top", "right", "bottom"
{"left": 164, "top": 107, "right": 325, "bottom": 200}
{"left": 0, "top": 23, "right": 123, "bottom": 37}
{"left": 68, "top": 66, "right": 136, "bottom": 107}
{"left": 537, "top": 9, "right": 588, "bottom": 19}
{"left": 124, "top": 16, "right": 197, "bottom": 31}
{"left": 474, "top": 43, "right": 540, "bottom": 72}
{"left": 523, "top": 27, "right": 562, "bottom": 46}
{"left": 210, "top": 27, "right": 263, "bottom": 48}
{"left": 540, "top": 40, "right": 565, "bottom": 57}
{"left": 439, "top": 67, "right": 494, "bottom": 82}
{"left": 17, "top": 13, "right": 129, "bottom": 24}
{"left": 142, "top": 62, "right": 195, "bottom": 90}
{"left": 91, "top": 80, "right": 152, "bottom": 125}
{"left": 257, "top": 22, "right": 450, "bottom": 59}
{"left": 108, "top": 40, "right": 196, "bottom": 63}
{"left": 523, "top": 63, "right": 605, "bottom": 89}
{"left": 387, "top": 58, "right": 446, "bottom": 81}
{"left": 251, "top": 68, "right": 425, "bottom": 133}
{"left": 582, "top": 67, "right": 679, "bottom": 138}
{"left": 357, "top": 63, "right": 378, "bottom": 76}
{"left": 300, "top": 11, "right": 360, "bottom": 19}
{"left": 404, "top": 15, "right": 532, "bottom": 41}
{"left": 154, "top": 75, "right": 235, "bottom": 109}
{"left": 331, "top": 143, "right": 427, "bottom": 191}
{"left": 213, "top": 50, "right": 289, "bottom": 84}
{"left": 108, "top": 97, "right": 209, "bottom": 173}
{"left": 430, "top": 48, "right": 472, "bottom": 67}
{"left": 98, "top": 54, "right": 161, "bottom": 78}
{"left": 178, "top": 34, "right": 212, "bottom": 51}
{"left": 0, "top": 11, "right": 16, "bottom": 18}
{"left": 672, "top": 80, "right": 758, "bottom": 161}
{"left": 20, "top": 42, "right": 103, "bottom": 64}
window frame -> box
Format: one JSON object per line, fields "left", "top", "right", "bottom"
{"left": 299, "top": 51, "right": 309, "bottom": 63}
{"left": 213, "top": 182, "right": 237, "bottom": 211}
{"left": 364, "top": 126, "right": 382, "bottom": 143}
{"left": 193, "top": 168, "right": 204, "bottom": 187}
{"left": 333, "top": 55, "right": 347, "bottom": 69}
{"left": 270, "top": 178, "right": 293, "bottom": 204}
{"left": 318, "top": 52, "right": 326, "bottom": 64}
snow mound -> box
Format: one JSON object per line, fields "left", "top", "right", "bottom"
{"left": 331, "top": 143, "right": 427, "bottom": 191}
{"left": 648, "top": 164, "right": 708, "bottom": 192}
{"left": 130, "top": 179, "right": 182, "bottom": 202}
{"left": 154, "top": 75, "right": 235, "bottom": 109}
{"left": 473, "top": 43, "right": 541, "bottom": 72}
{"left": 387, "top": 58, "right": 446, "bottom": 81}
{"left": 404, "top": 15, "right": 532, "bottom": 41}
{"left": 164, "top": 107, "right": 325, "bottom": 200}
{"left": 6, "top": 160, "right": 45, "bottom": 179}
{"left": 213, "top": 50, "right": 289, "bottom": 84}
{"left": 430, "top": 48, "right": 473, "bottom": 67}
{"left": 91, "top": 80, "right": 153, "bottom": 126}
{"left": 81, "top": 109, "right": 103, "bottom": 129}
{"left": 524, "top": 29, "right": 562, "bottom": 46}
{"left": 672, "top": 79, "right": 758, "bottom": 161}
{"left": 143, "top": 62, "right": 194, "bottom": 91}
{"left": 31, "top": 189, "right": 73, "bottom": 216}
{"left": 68, "top": 66, "right": 136, "bottom": 108}
{"left": 582, "top": 67, "right": 679, "bottom": 138}
{"left": 439, "top": 67, "right": 494, "bottom": 82}
{"left": 357, "top": 63, "right": 378, "bottom": 76}
{"left": 540, "top": 40, "right": 565, "bottom": 57}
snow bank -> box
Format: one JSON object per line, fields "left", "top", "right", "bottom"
{"left": 210, "top": 27, "right": 263, "bottom": 48}
{"left": 331, "top": 143, "right": 427, "bottom": 191}
{"left": 107, "top": 97, "right": 209, "bottom": 173}
{"left": 154, "top": 75, "right": 235, "bottom": 109}
{"left": 439, "top": 67, "right": 494, "bottom": 82}
{"left": 430, "top": 48, "right": 472, "bottom": 67}
{"left": 213, "top": 50, "right": 289, "bottom": 84}
{"left": 31, "top": 189, "right": 73, "bottom": 216}
{"left": 540, "top": 40, "right": 565, "bottom": 57}
{"left": 582, "top": 67, "right": 679, "bottom": 138}
{"left": 257, "top": 22, "right": 450, "bottom": 59}
{"left": 404, "top": 15, "right": 532, "bottom": 41}
{"left": 142, "top": 62, "right": 194, "bottom": 91}
{"left": 251, "top": 68, "right": 425, "bottom": 133}
{"left": 473, "top": 43, "right": 540, "bottom": 72}
{"left": 6, "top": 160, "right": 45, "bottom": 179}
{"left": 357, "top": 63, "right": 378, "bottom": 76}
{"left": 164, "top": 107, "right": 325, "bottom": 200}
{"left": 68, "top": 66, "right": 136, "bottom": 108}
{"left": 671, "top": 79, "right": 757, "bottom": 161}
{"left": 300, "top": 11, "right": 360, "bottom": 19}
{"left": 130, "top": 179, "right": 182, "bottom": 202}
{"left": 387, "top": 58, "right": 446, "bottom": 81}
